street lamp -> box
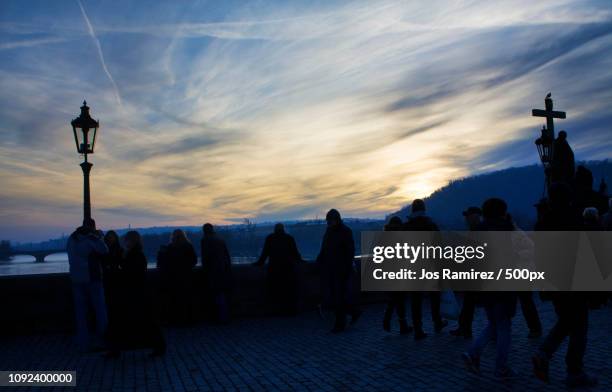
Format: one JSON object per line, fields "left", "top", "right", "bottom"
{"left": 71, "top": 101, "right": 100, "bottom": 226}
{"left": 535, "top": 125, "right": 554, "bottom": 192}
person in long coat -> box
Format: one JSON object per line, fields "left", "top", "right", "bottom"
{"left": 201, "top": 223, "right": 233, "bottom": 324}
{"left": 157, "top": 229, "right": 197, "bottom": 325}
{"left": 101, "top": 230, "right": 124, "bottom": 350}
{"left": 66, "top": 220, "right": 108, "bottom": 352}
{"left": 112, "top": 230, "right": 166, "bottom": 357}
{"left": 254, "top": 223, "right": 302, "bottom": 315}
{"left": 316, "top": 209, "right": 361, "bottom": 333}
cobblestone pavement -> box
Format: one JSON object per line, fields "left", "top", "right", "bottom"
{"left": 1, "top": 299, "right": 611, "bottom": 391}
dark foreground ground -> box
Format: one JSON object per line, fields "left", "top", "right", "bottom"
{"left": 1, "top": 299, "right": 611, "bottom": 391}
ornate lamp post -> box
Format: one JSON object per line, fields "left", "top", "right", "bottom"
{"left": 535, "top": 125, "right": 554, "bottom": 191}
{"left": 71, "top": 101, "right": 100, "bottom": 226}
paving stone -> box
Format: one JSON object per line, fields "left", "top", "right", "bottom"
{"left": 1, "top": 300, "right": 611, "bottom": 391}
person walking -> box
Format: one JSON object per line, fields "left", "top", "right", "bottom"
{"left": 509, "top": 215, "right": 543, "bottom": 339}
{"left": 404, "top": 199, "right": 447, "bottom": 340}
{"left": 532, "top": 184, "right": 598, "bottom": 387}
{"left": 450, "top": 206, "right": 481, "bottom": 339}
{"left": 463, "top": 198, "right": 517, "bottom": 379}
{"left": 382, "top": 216, "right": 412, "bottom": 335}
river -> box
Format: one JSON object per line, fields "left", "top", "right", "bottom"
{"left": 0, "top": 253, "right": 256, "bottom": 276}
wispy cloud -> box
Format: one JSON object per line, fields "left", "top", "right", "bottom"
{"left": 0, "top": 0, "right": 611, "bottom": 242}
{"left": 77, "top": 0, "right": 122, "bottom": 106}
{"left": 0, "top": 37, "right": 67, "bottom": 50}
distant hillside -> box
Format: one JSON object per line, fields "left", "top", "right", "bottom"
{"left": 14, "top": 160, "right": 611, "bottom": 253}
{"left": 389, "top": 160, "right": 611, "bottom": 230}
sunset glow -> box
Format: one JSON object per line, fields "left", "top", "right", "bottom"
{"left": 1, "top": 0, "right": 612, "bottom": 241}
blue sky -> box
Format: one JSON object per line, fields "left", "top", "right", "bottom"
{"left": 1, "top": 0, "right": 612, "bottom": 242}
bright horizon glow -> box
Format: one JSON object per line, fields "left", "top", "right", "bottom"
{"left": 1, "top": 0, "right": 612, "bottom": 242}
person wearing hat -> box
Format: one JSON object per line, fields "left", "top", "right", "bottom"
{"left": 449, "top": 206, "right": 482, "bottom": 339}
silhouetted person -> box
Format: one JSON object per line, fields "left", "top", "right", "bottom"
{"left": 574, "top": 165, "right": 608, "bottom": 215}
{"left": 201, "top": 223, "right": 233, "bottom": 324}
{"left": 382, "top": 217, "right": 412, "bottom": 335}
{"left": 532, "top": 183, "right": 596, "bottom": 387}
{"left": 254, "top": 223, "right": 302, "bottom": 316}
{"left": 101, "top": 230, "right": 124, "bottom": 351}
{"left": 157, "top": 229, "right": 197, "bottom": 325}
{"left": 551, "top": 130, "right": 575, "bottom": 184}
{"left": 404, "top": 199, "right": 447, "bottom": 340}
{"left": 463, "top": 198, "right": 517, "bottom": 379}
{"left": 116, "top": 230, "right": 166, "bottom": 357}
{"left": 316, "top": 209, "right": 361, "bottom": 333}
{"left": 509, "top": 214, "right": 542, "bottom": 338}
{"left": 450, "top": 206, "right": 481, "bottom": 339}
{"left": 66, "top": 219, "right": 108, "bottom": 352}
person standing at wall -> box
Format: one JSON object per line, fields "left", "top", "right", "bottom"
{"left": 316, "top": 209, "right": 361, "bottom": 333}
{"left": 101, "top": 230, "right": 124, "bottom": 353}
{"left": 117, "top": 230, "right": 166, "bottom": 357}
{"left": 254, "top": 223, "right": 302, "bottom": 316}
{"left": 66, "top": 219, "right": 108, "bottom": 352}
{"left": 201, "top": 224, "right": 233, "bottom": 324}
{"left": 157, "top": 229, "right": 197, "bottom": 325}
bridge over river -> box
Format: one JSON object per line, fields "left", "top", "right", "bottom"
{"left": 5, "top": 249, "right": 66, "bottom": 263}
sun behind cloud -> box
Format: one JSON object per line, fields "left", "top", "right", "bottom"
{"left": 1, "top": 0, "right": 612, "bottom": 241}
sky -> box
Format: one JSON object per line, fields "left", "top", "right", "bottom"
{"left": 1, "top": 0, "right": 612, "bottom": 243}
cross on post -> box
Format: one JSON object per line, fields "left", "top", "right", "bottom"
{"left": 531, "top": 93, "right": 566, "bottom": 138}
